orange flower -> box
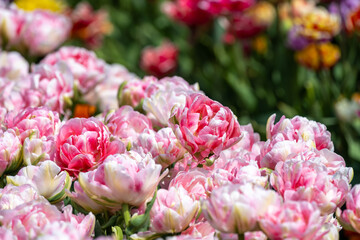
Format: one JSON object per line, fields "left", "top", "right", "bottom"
{"left": 295, "top": 42, "right": 340, "bottom": 70}
{"left": 252, "top": 35, "right": 268, "bottom": 54}
{"left": 73, "top": 104, "right": 96, "bottom": 118}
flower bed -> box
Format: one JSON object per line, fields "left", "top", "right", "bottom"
{"left": 0, "top": 45, "right": 358, "bottom": 240}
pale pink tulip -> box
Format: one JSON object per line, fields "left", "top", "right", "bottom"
{"left": 62, "top": 205, "right": 95, "bottom": 237}
{"left": 26, "top": 63, "right": 74, "bottom": 113}
{"left": 271, "top": 159, "right": 350, "bottom": 214}
{"left": 106, "top": 105, "right": 153, "bottom": 145}
{"left": 0, "top": 8, "right": 26, "bottom": 48}
{"left": 22, "top": 128, "right": 56, "bottom": 165}
{"left": 181, "top": 221, "right": 215, "bottom": 239}
{"left": 202, "top": 183, "right": 282, "bottom": 233}
{"left": 35, "top": 221, "right": 93, "bottom": 240}
{"left": 78, "top": 151, "right": 166, "bottom": 208}
{"left": 6, "top": 161, "right": 71, "bottom": 203}
{"left": 41, "top": 46, "right": 106, "bottom": 93}
{"left": 169, "top": 93, "right": 241, "bottom": 163}
{"left": 22, "top": 10, "right": 71, "bottom": 56}
{"left": 56, "top": 117, "right": 125, "bottom": 177}
{"left": 143, "top": 76, "right": 200, "bottom": 127}
{"left": 336, "top": 184, "right": 360, "bottom": 233}
{"left": 0, "top": 129, "right": 22, "bottom": 176}
{"left": 86, "top": 63, "right": 139, "bottom": 112}
{"left": 169, "top": 168, "right": 208, "bottom": 200}
{"left": 150, "top": 186, "right": 200, "bottom": 233}
{"left": 66, "top": 181, "right": 107, "bottom": 214}
{"left": 118, "top": 76, "right": 157, "bottom": 108}
{"left": 133, "top": 128, "right": 187, "bottom": 168}
{"left": 260, "top": 201, "right": 328, "bottom": 240}
{"left": 266, "top": 114, "right": 334, "bottom": 151}
{"left": 5, "top": 107, "right": 61, "bottom": 141}
{"left": 0, "top": 80, "right": 25, "bottom": 112}
{"left": 0, "top": 51, "right": 29, "bottom": 81}
{"left": 260, "top": 137, "right": 347, "bottom": 172}
{"left": 0, "top": 201, "right": 95, "bottom": 239}
{"left": 0, "top": 184, "right": 46, "bottom": 210}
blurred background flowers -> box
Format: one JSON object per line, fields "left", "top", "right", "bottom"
{"left": 1, "top": 0, "right": 360, "bottom": 183}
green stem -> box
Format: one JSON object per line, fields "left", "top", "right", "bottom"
{"left": 238, "top": 233, "right": 245, "bottom": 240}
{"left": 122, "top": 204, "right": 131, "bottom": 227}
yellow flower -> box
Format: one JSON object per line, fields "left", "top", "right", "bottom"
{"left": 14, "top": 0, "right": 65, "bottom": 13}
{"left": 252, "top": 35, "right": 268, "bottom": 54}
{"left": 318, "top": 43, "right": 341, "bottom": 69}
{"left": 250, "top": 1, "right": 275, "bottom": 27}
{"left": 295, "top": 42, "right": 340, "bottom": 70}
{"left": 294, "top": 7, "right": 340, "bottom": 41}
{"left": 295, "top": 43, "right": 320, "bottom": 70}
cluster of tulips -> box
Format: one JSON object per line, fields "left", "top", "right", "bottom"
{"left": 0, "top": 45, "right": 359, "bottom": 240}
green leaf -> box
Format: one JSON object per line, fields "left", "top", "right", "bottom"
{"left": 125, "top": 190, "right": 157, "bottom": 235}
{"left": 226, "top": 73, "right": 257, "bottom": 111}
{"left": 112, "top": 226, "right": 124, "bottom": 240}
{"left": 94, "top": 220, "right": 104, "bottom": 237}
{"left": 349, "top": 140, "right": 360, "bottom": 162}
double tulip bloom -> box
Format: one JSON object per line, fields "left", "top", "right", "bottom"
{"left": 78, "top": 151, "right": 167, "bottom": 208}
{"left": 55, "top": 117, "right": 125, "bottom": 177}
{"left": 170, "top": 93, "right": 242, "bottom": 163}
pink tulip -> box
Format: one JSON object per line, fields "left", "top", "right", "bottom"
{"left": 266, "top": 114, "right": 334, "bottom": 151}
{"left": 78, "top": 151, "right": 166, "bottom": 208}
{"left": 0, "top": 184, "right": 46, "bottom": 210}
{"left": 25, "top": 63, "right": 74, "bottom": 114}
{"left": 22, "top": 130, "right": 56, "bottom": 165}
{"left": 5, "top": 107, "right": 59, "bottom": 165}
{"left": 32, "top": 221, "right": 93, "bottom": 240}
{"left": 260, "top": 201, "right": 328, "bottom": 239}
{"left": 56, "top": 117, "right": 125, "bottom": 177}
{"left": 271, "top": 159, "right": 350, "bottom": 214}
{"left": 6, "top": 161, "right": 71, "bottom": 203}
{"left": 21, "top": 10, "right": 71, "bottom": 56}
{"left": 181, "top": 221, "right": 215, "bottom": 239}
{"left": 169, "top": 168, "right": 208, "bottom": 200}
{"left": 0, "top": 201, "right": 95, "bottom": 239}
{"left": 143, "top": 76, "right": 200, "bottom": 127}
{"left": 0, "top": 129, "right": 22, "bottom": 176}
{"left": 5, "top": 107, "right": 61, "bottom": 141}
{"left": 0, "top": 8, "right": 26, "bottom": 48}
{"left": 86, "top": 63, "right": 139, "bottom": 112}
{"left": 66, "top": 181, "right": 107, "bottom": 214}
{"left": 118, "top": 76, "right": 157, "bottom": 108}
{"left": 202, "top": 183, "right": 282, "bottom": 233}
{"left": 62, "top": 205, "right": 96, "bottom": 237}
{"left": 106, "top": 105, "right": 153, "bottom": 144}
{"left": 260, "top": 137, "right": 346, "bottom": 172}
{"left": 217, "top": 231, "right": 267, "bottom": 240}
{"left": 336, "top": 184, "right": 360, "bottom": 233}
{"left": 150, "top": 186, "right": 200, "bottom": 233}
{"left": 169, "top": 93, "right": 241, "bottom": 163}
{"left": 199, "top": 0, "right": 255, "bottom": 15}
{"left": 0, "top": 51, "right": 29, "bottom": 81}
{"left": 162, "top": 0, "right": 213, "bottom": 26}
{"left": 0, "top": 80, "right": 25, "bottom": 112}
{"left": 259, "top": 139, "right": 311, "bottom": 169}
{"left": 133, "top": 128, "right": 188, "bottom": 168}
{"left": 140, "top": 42, "right": 178, "bottom": 78}
{"left": 41, "top": 46, "right": 106, "bottom": 93}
